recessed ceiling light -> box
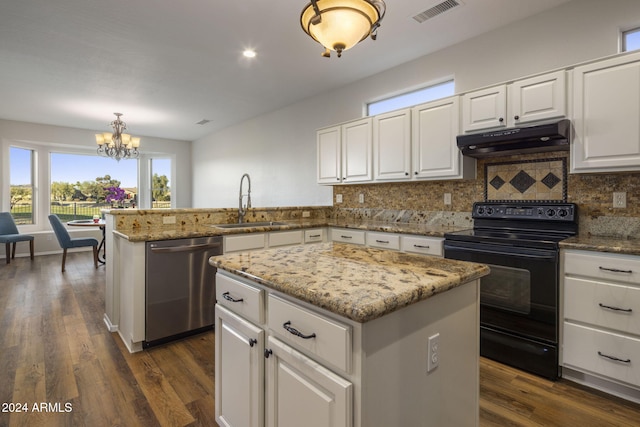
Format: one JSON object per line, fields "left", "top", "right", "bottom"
{"left": 243, "top": 49, "right": 256, "bottom": 58}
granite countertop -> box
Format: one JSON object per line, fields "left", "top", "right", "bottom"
{"left": 113, "top": 219, "right": 468, "bottom": 242}
{"left": 209, "top": 242, "right": 489, "bottom": 323}
{"left": 560, "top": 235, "right": 640, "bottom": 256}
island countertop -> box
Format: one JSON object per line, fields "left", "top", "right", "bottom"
{"left": 209, "top": 242, "right": 489, "bottom": 323}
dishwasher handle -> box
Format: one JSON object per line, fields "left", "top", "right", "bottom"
{"left": 149, "top": 242, "right": 221, "bottom": 253}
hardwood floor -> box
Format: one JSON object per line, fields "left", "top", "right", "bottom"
{"left": 1, "top": 252, "right": 639, "bottom": 426}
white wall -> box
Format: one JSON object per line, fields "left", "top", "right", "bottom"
{"left": 191, "top": 0, "right": 640, "bottom": 208}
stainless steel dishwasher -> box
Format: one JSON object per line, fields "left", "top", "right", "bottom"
{"left": 144, "top": 236, "right": 222, "bottom": 347}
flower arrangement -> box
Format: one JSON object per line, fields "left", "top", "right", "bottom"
{"left": 105, "top": 186, "right": 126, "bottom": 206}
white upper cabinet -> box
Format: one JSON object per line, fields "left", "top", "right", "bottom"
{"left": 508, "top": 70, "right": 566, "bottom": 125}
{"left": 462, "top": 85, "right": 507, "bottom": 132}
{"left": 413, "top": 96, "right": 475, "bottom": 180}
{"left": 317, "top": 118, "right": 373, "bottom": 185}
{"left": 462, "top": 70, "right": 566, "bottom": 133}
{"left": 571, "top": 51, "right": 640, "bottom": 173}
{"left": 342, "top": 117, "right": 373, "bottom": 183}
{"left": 373, "top": 108, "right": 411, "bottom": 181}
{"left": 317, "top": 125, "right": 342, "bottom": 184}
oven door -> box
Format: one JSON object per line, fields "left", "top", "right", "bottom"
{"left": 444, "top": 241, "right": 558, "bottom": 343}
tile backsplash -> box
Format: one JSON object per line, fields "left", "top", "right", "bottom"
{"left": 333, "top": 152, "right": 640, "bottom": 238}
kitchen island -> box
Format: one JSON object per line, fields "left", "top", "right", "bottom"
{"left": 210, "top": 242, "right": 489, "bottom": 427}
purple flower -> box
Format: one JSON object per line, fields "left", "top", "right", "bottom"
{"left": 105, "top": 186, "right": 126, "bottom": 203}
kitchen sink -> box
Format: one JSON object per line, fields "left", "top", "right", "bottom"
{"left": 210, "top": 221, "right": 288, "bottom": 229}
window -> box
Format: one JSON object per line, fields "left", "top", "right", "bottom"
{"left": 9, "top": 147, "right": 35, "bottom": 225}
{"left": 367, "top": 80, "right": 455, "bottom": 116}
{"left": 50, "top": 152, "right": 138, "bottom": 220}
{"left": 150, "top": 158, "right": 172, "bottom": 208}
{"left": 622, "top": 27, "right": 640, "bottom": 52}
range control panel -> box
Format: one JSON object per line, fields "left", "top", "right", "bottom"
{"left": 472, "top": 202, "right": 576, "bottom": 221}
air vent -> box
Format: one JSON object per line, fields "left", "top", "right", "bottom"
{"left": 196, "top": 119, "right": 211, "bottom": 125}
{"left": 412, "top": 0, "right": 461, "bottom": 23}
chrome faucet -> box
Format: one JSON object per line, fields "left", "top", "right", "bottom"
{"left": 238, "top": 173, "right": 251, "bottom": 223}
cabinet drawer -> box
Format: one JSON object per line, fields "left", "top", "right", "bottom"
{"left": 564, "top": 277, "right": 640, "bottom": 335}
{"left": 268, "top": 295, "right": 352, "bottom": 373}
{"left": 268, "top": 230, "right": 303, "bottom": 247}
{"left": 331, "top": 228, "right": 365, "bottom": 245}
{"left": 564, "top": 251, "right": 640, "bottom": 285}
{"left": 304, "top": 228, "right": 325, "bottom": 243}
{"left": 366, "top": 232, "right": 400, "bottom": 250}
{"left": 224, "top": 233, "right": 266, "bottom": 253}
{"left": 216, "top": 273, "right": 265, "bottom": 325}
{"left": 401, "top": 235, "right": 443, "bottom": 257}
{"left": 563, "top": 322, "right": 640, "bottom": 387}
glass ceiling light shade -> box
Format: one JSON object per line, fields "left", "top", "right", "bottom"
{"left": 95, "top": 113, "right": 141, "bottom": 161}
{"left": 300, "top": 0, "right": 385, "bottom": 58}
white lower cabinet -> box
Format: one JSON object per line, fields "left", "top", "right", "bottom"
{"left": 266, "top": 336, "right": 352, "bottom": 427}
{"left": 562, "top": 249, "right": 640, "bottom": 402}
{"left": 215, "top": 270, "right": 480, "bottom": 427}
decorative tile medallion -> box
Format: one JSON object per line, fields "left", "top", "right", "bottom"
{"left": 485, "top": 158, "right": 567, "bottom": 201}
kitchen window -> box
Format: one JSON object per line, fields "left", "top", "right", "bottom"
{"left": 622, "top": 27, "right": 640, "bottom": 52}
{"left": 367, "top": 80, "right": 455, "bottom": 116}
{"left": 150, "top": 158, "right": 172, "bottom": 208}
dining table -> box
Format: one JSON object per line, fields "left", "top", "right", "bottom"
{"left": 66, "top": 219, "right": 106, "bottom": 264}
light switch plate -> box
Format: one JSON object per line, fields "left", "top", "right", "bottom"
{"left": 336, "top": 194, "right": 343, "bottom": 203}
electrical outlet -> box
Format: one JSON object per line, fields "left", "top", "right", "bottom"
{"left": 359, "top": 193, "right": 365, "bottom": 204}
{"left": 163, "top": 216, "right": 176, "bottom": 224}
{"left": 302, "top": 211, "right": 311, "bottom": 218}
{"left": 613, "top": 192, "right": 627, "bottom": 208}
{"left": 427, "top": 333, "right": 440, "bottom": 373}
{"left": 444, "top": 193, "right": 452, "bottom": 205}
{"left": 336, "top": 194, "right": 343, "bottom": 203}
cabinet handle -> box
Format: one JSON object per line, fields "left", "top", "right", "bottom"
{"left": 375, "top": 240, "right": 390, "bottom": 244}
{"left": 340, "top": 235, "right": 353, "bottom": 239}
{"left": 249, "top": 338, "right": 257, "bottom": 347}
{"left": 283, "top": 321, "right": 316, "bottom": 339}
{"left": 599, "top": 266, "right": 633, "bottom": 274}
{"left": 405, "top": 172, "right": 409, "bottom": 176}
{"left": 498, "top": 117, "right": 504, "bottom": 122}
{"left": 309, "top": 234, "right": 321, "bottom": 238}
{"left": 514, "top": 115, "right": 520, "bottom": 120}
{"left": 264, "top": 349, "right": 272, "bottom": 358}
{"left": 413, "top": 244, "right": 430, "bottom": 249}
{"left": 597, "top": 351, "right": 631, "bottom": 364}
{"left": 598, "top": 303, "right": 632, "bottom": 313}
{"left": 222, "top": 292, "right": 244, "bottom": 303}
{"left": 414, "top": 171, "right": 418, "bottom": 175}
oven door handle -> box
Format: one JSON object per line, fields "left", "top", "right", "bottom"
{"left": 444, "top": 244, "right": 556, "bottom": 260}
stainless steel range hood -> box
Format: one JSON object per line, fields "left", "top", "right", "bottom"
{"left": 457, "top": 119, "right": 570, "bottom": 158}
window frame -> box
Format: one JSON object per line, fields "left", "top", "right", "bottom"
{"left": 622, "top": 26, "right": 640, "bottom": 52}
{"left": 366, "top": 79, "right": 455, "bottom": 116}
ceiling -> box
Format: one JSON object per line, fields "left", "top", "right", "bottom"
{"left": 0, "top": 0, "right": 571, "bottom": 142}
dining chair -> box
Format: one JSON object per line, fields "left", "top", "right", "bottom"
{"left": 48, "top": 214, "right": 98, "bottom": 272}
{"left": 0, "top": 212, "right": 35, "bottom": 264}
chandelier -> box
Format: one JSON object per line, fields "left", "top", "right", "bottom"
{"left": 95, "top": 113, "right": 141, "bottom": 161}
{"left": 300, "top": 0, "right": 386, "bottom": 58}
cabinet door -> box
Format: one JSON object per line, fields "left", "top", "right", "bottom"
{"left": 572, "top": 52, "right": 640, "bottom": 172}
{"left": 341, "top": 118, "right": 372, "bottom": 183}
{"left": 373, "top": 109, "right": 411, "bottom": 180}
{"left": 265, "top": 336, "right": 352, "bottom": 427}
{"left": 412, "top": 96, "right": 464, "bottom": 179}
{"left": 508, "top": 70, "right": 566, "bottom": 125}
{"left": 215, "top": 305, "right": 264, "bottom": 427}
{"left": 317, "top": 125, "right": 342, "bottom": 184}
{"left": 462, "top": 85, "right": 507, "bottom": 132}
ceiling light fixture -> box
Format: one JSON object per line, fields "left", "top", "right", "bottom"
{"left": 95, "top": 113, "right": 141, "bottom": 161}
{"left": 300, "top": 0, "right": 385, "bottom": 58}
{"left": 243, "top": 49, "right": 257, "bottom": 58}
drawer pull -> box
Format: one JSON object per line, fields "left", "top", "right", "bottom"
{"left": 222, "top": 292, "right": 244, "bottom": 303}
{"left": 599, "top": 266, "right": 633, "bottom": 274}
{"left": 413, "top": 244, "right": 430, "bottom": 249}
{"left": 249, "top": 338, "right": 257, "bottom": 347}
{"left": 309, "top": 234, "right": 321, "bottom": 238}
{"left": 375, "top": 239, "right": 390, "bottom": 244}
{"left": 283, "top": 321, "right": 316, "bottom": 340}
{"left": 340, "top": 235, "right": 353, "bottom": 239}
{"left": 597, "top": 351, "right": 631, "bottom": 364}
{"left": 264, "top": 349, "right": 272, "bottom": 358}
{"left": 598, "top": 303, "right": 632, "bottom": 313}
